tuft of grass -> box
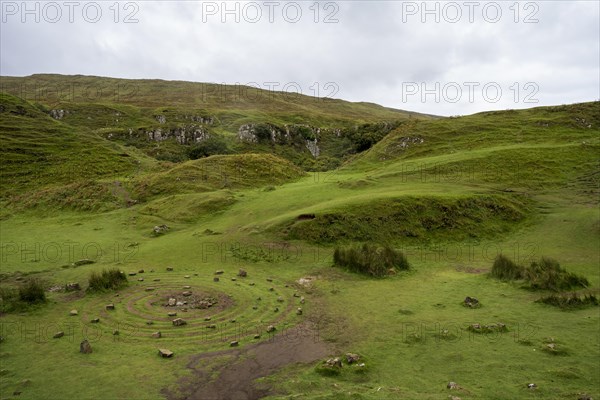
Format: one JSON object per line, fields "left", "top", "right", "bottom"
{"left": 18, "top": 279, "right": 46, "bottom": 304}
{"left": 490, "top": 255, "right": 590, "bottom": 292}
{"left": 333, "top": 243, "right": 409, "bottom": 277}
{"left": 536, "top": 293, "right": 599, "bottom": 310}
{"left": 87, "top": 268, "right": 128, "bottom": 292}
{"left": 491, "top": 254, "right": 525, "bottom": 281}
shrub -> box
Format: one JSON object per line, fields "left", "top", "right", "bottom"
{"left": 491, "top": 254, "right": 524, "bottom": 280}
{"left": 18, "top": 279, "right": 46, "bottom": 304}
{"left": 333, "top": 243, "right": 409, "bottom": 277}
{"left": 188, "top": 136, "right": 230, "bottom": 159}
{"left": 88, "top": 268, "right": 128, "bottom": 291}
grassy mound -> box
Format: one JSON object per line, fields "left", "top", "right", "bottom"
{"left": 138, "top": 191, "right": 236, "bottom": 223}
{"left": 536, "top": 293, "right": 599, "bottom": 310}
{"left": 285, "top": 194, "right": 532, "bottom": 244}
{"left": 130, "top": 153, "right": 305, "bottom": 200}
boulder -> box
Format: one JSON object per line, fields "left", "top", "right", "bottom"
{"left": 158, "top": 348, "right": 173, "bottom": 358}
{"left": 296, "top": 308, "right": 303, "bottom": 315}
{"left": 266, "top": 325, "right": 276, "bottom": 333}
{"left": 168, "top": 298, "right": 177, "bottom": 306}
{"left": 172, "top": 318, "right": 187, "bottom": 326}
{"left": 238, "top": 269, "right": 247, "bottom": 277}
{"left": 182, "top": 291, "right": 192, "bottom": 297}
{"left": 128, "top": 272, "right": 137, "bottom": 276}
{"left": 183, "top": 285, "right": 191, "bottom": 289}
{"left": 53, "top": 332, "right": 64, "bottom": 339}
{"left": 464, "top": 296, "right": 480, "bottom": 308}
{"left": 152, "top": 331, "right": 162, "bottom": 338}
{"left": 230, "top": 341, "right": 239, "bottom": 347}
{"left": 346, "top": 353, "right": 360, "bottom": 364}
{"left": 69, "top": 309, "right": 78, "bottom": 316}
{"left": 105, "top": 304, "right": 115, "bottom": 311}
{"left": 145, "top": 287, "right": 155, "bottom": 292}
{"left": 254, "top": 334, "right": 261, "bottom": 339}
{"left": 277, "top": 296, "right": 284, "bottom": 302}
{"left": 215, "top": 270, "right": 224, "bottom": 275}
{"left": 184, "top": 275, "right": 190, "bottom": 279}
{"left": 138, "top": 278, "right": 144, "bottom": 282}
{"left": 300, "top": 296, "right": 305, "bottom": 304}
{"left": 65, "top": 283, "right": 81, "bottom": 291}
{"left": 447, "top": 382, "right": 459, "bottom": 390}
{"left": 168, "top": 312, "right": 177, "bottom": 317}
{"left": 527, "top": 383, "right": 537, "bottom": 389}
{"left": 79, "top": 340, "right": 92, "bottom": 354}
{"left": 326, "top": 357, "right": 342, "bottom": 368}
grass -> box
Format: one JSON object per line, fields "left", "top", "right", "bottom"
{"left": 0, "top": 75, "right": 598, "bottom": 399}
{"left": 333, "top": 243, "right": 410, "bottom": 277}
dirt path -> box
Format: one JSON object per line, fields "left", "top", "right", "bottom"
{"left": 164, "top": 322, "right": 331, "bottom": 400}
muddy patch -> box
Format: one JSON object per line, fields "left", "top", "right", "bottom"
{"left": 455, "top": 265, "right": 489, "bottom": 274}
{"left": 164, "top": 322, "right": 331, "bottom": 400}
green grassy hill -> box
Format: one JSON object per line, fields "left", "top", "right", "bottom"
{"left": 0, "top": 74, "right": 598, "bottom": 400}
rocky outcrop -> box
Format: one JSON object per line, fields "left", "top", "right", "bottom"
{"left": 49, "top": 109, "right": 67, "bottom": 119}
{"left": 144, "top": 126, "right": 210, "bottom": 144}
{"left": 237, "top": 123, "right": 322, "bottom": 158}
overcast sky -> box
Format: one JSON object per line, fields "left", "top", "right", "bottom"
{"left": 1, "top": 1, "right": 598, "bottom": 116}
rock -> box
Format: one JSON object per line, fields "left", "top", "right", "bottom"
{"left": 326, "top": 357, "right": 342, "bottom": 368}
{"left": 296, "top": 307, "right": 303, "bottom": 315}
{"left": 546, "top": 343, "right": 556, "bottom": 350}
{"left": 182, "top": 291, "right": 192, "bottom": 297}
{"left": 447, "top": 382, "right": 459, "bottom": 390}
{"left": 207, "top": 324, "right": 217, "bottom": 329}
{"left": 105, "top": 304, "right": 115, "bottom": 311}
{"left": 215, "top": 270, "right": 224, "bottom": 275}
{"left": 450, "top": 396, "right": 462, "bottom": 400}
{"left": 231, "top": 278, "right": 237, "bottom": 281}
{"left": 184, "top": 275, "right": 190, "bottom": 279}
{"left": 152, "top": 225, "right": 169, "bottom": 235}
{"left": 300, "top": 296, "right": 305, "bottom": 304}
{"left": 138, "top": 278, "right": 144, "bottom": 282}
{"left": 238, "top": 269, "right": 247, "bottom": 277}
{"left": 213, "top": 277, "right": 220, "bottom": 282}
{"left": 79, "top": 340, "right": 92, "bottom": 354}
{"left": 464, "top": 296, "right": 480, "bottom": 308}
{"left": 172, "top": 318, "right": 187, "bottom": 326}
{"left": 65, "top": 282, "right": 81, "bottom": 291}
{"left": 50, "top": 109, "right": 65, "bottom": 119}
{"left": 158, "top": 348, "right": 173, "bottom": 358}
{"left": 91, "top": 318, "right": 100, "bottom": 323}
{"left": 176, "top": 301, "right": 184, "bottom": 306}
{"left": 138, "top": 269, "right": 145, "bottom": 273}
{"left": 53, "top": 332, "right": 64, "bottom": 339}
{"left": 183, "top": 285, "right": 191, "bottom": 289}
{"left": 166, "top": 267, "right": 173, "bottom": 271}
{"left": 152, "top": 332, "right": 162, "bottom": 338}
{"left": 168, "top": 298, "right": 176, "bottom": 306}
{"left": 578, "top": 394, "right": 593, "bottom": 400}
{"left": 266, "top": 278, "right": 273, "bottom": 282}
{"left": 113, "top": 330, "right": 119, "bottom": 336}
{"left": 145, "top": 287, "right": 155, "bottom": 292}
{"left": 204, "top": 317, "right": 211, "bottom": 321}
{"left": 249, "top": 282, "right": 255, "bottom": 286}
{"left": 168, "top": 312, "right": 177, "bottom": 317}
{"left": 266, "top": 325, "right": 276, "bottom": 333}
{"left": 254, "top": 334, "right": 261, "bottom": 339}
{"left": 277, "top": 296, "right": 284, "bottom": 302}
{"left": 346, "top": 353, "right": 360, "bottom": 364}
{"left": 230, "top": 341, "right": 239, "bottom": 347}
{"left": 527, "top": 383, "right": 537, "bottom": 389}
{"left": 146, "top": 321, "right": 154, "bottom": 325}
{"left": 128, "top": 272, "right": 137, "bottom": 276}
{"left": 70, "top": 309, "right": 78, "bottom": 316}
{"left": 293, "top": 292, "right": 300, "bottom": 297}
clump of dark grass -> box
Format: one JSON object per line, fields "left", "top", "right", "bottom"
{"left": 18, "top": 279, "right": 46, "bottom": 303}
{"left": 536, "top": 293, "right": 598, "bottom": 310}
{"left": 333, "top": 243, "right": 410, "bottom": 278}
{"left": 490, "top": 255, "right": 589, "bottom": 291}
{"left": 0, "top": 279, "right": 47, "bottom": 313}
{"left": 490, "top": 254, "right": 524, "bottom": 280}
{"left": 88, "top": 268, "right": 128, "bottom": 291}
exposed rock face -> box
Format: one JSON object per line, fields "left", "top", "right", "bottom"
{"left": 143, "top": 126, "right": 210, "bottom": 144}
{"left": 306, "top": 138, "right": 320, "bottom": 157}
{"left": 236, "top": 123, "right": 322, "bottom": 158}
{"left": 158, "top": 348, "right": 173, "bottom": 358}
